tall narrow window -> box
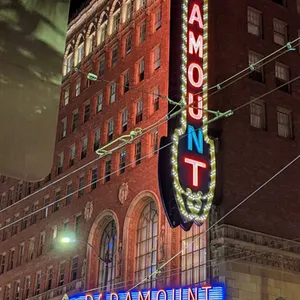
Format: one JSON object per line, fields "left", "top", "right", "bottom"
{"left": 153, "top": 87, "right": 160, "bottom": 111}
{"left": 53, "top": 190, "right": 60, "bottom": 212}
{"left": 72, "top": 110, "right": 79, "bottom": 132}
{"left": 91, "top": 168, "right": 98, "bottom": 190}
{"left": 4, "top": 284, "right": 10, "bottom": 300}
{"left": 112, "top": 4, "right": 121, "bottom": 33}
{"left": 250, "top": 100, "right": 266, "bottom": 130}
{"left": 123, "top": 70, "right": 130, "bottom": 93}
{"left": 69, "top": 144, "right": 76, "bottom": 167}
{"left": 135, "top": 201, "right": 158, "bottom": 288}
{"left": 135, "top": 141, "right": 142, "bottom": 165}
{"left": 8, "top": 248, "right": 15, "bottom": 270}
{"left": 125, "top": 33, "right": 132, "bottom": 54}
{"left": 122, "top": 109, "right": 128, "bottom": 132}
{"left": 17, "top": 182, "right": 23, "bottom": 201}
{"left": 107, "top": 119, "right": 114, "bottom": 142}
{"left": 81, "top": 136, "right": 88, "bottom": 159}
{"left": 64, "top": 87, "right": 69, "bottom": 106}
{"left": 151, "top": 130, "right": 159, "bottom": 153}
{"left": 99, "top": 18, "right": 108, "bottom": 44}
{"left": 35, "top": 272, "right": 41, "bottom": 295}
{"left": 75, "top": 78, "right": 81, "bottom": 97}
{"left": 181, "top": 223, "right": 207, "bottom": 285}
{"left": 112, "top": 45, "right": 118, "bottom": 67}
{"left": 60, "top": 117, "right": 67, "bottom": 139}
{"left": 277, "top": 107, "right": 293, "bottom": 139}
{"left": 28, "top": 238, "right": 35, "bottom": 261}
{"left": 105, "top": 159, "right": 112, "bottom": 182}
{"left": 46, "top": 267, "right": 53, "bottom": 291}
{"left": 110, "top": 82, "right": 117, "bottom": 103}
{"left": 248, "top": 51, "right": 264, "bottom": 83}
{"left": 24, "top": 277, "right": 30, "bottom": 299}
{"left": 0, "top": 194, "right": 6, "bottom": 210}
{"left": 119, "top": 150, "right": 126, "bottom": 174}
{"left": 31, "top": 202, "right": 38, "bottom": 224}
{"left": 88, "top": 26, "right": 96, "bottom": 54}
{"left": 140, "top": 20, "right": 146, "bottom": 43}
{"left": 136, "top": 99, "right": 143, "bottom": 123}
{"left": 0, "top": 253, "right": 6, "bottom": 274}
{"left": 75, "top": 215, "right": 81, "bottom": 237}
{"left": 66, "top": 182, "right": 73, "bottom": 205}
{"left": 78, "top": 175, "right": 85, "bottom": 198}
{"left": 247, "top": 7, "right": 262, "bottom": 37}
{"left": 94, "top": 128, "right": 101, "bottom": 151}
{"left": 138, "top": 58, "right": 145, "bottom": 82}
{"left": 97, "top": 91, "right": 103, "bottom": 113}
{"left": 50, "top": 226, "right": 57, "bottom": 250}
{"left": 273, "top": 18, "right": 287, "bottom": 45}
{"left": 153, "top": 46, "right": 161, "bottom": 70}
{"left": 43, "top": 196, "right": 50, "bottom": 218}
{"left": 275, "top": 62, "right": 290, "bottom": 93}
{"left": 66, "top": 52, "right": 74, "bottom": 74}
{"left": 154, "top": 7, "right": 162, "bottom": 31}
{"left": 84, "top": 101, "right": 90, "bottom": 122}
{"left": 126, "top": 0, "right": 134, "bottom": 20}
{"left": 77, "top": 41, "right": 84, "bottom": 64}
{"left": 38, "top": 233, "right": 45, "bottom": 256}
{"left": 17, "top": 243, "right": 24, "bottom": 266}
{"left": 98, "top": 220, "right": 117, "bottom": 291}
{"left": 13, "top": 281, "right": 20, "bottom": 300}
{"left": 99, "top": 55, "right": 105, "bottom": 76}
{"left": 71, "top": 256, "right": 79, "bottom": 281}
{"left": 58, "top": 262, "right": 65, "bottom": 286}
{"left": 21, "top": 209, "right": 29, "bottom": 230}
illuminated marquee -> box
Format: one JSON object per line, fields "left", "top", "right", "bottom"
{"left": 158, "top": 0, "right": 216, "bottom": 229}
{"left": 67, "top": 285, "right": 225, "bottom": 300}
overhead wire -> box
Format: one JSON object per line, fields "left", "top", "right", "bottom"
{"left": 0, "top": 37, "right": 297, "bottom": 214}
{"left": 0, "top": 73, "right": 299, "bottom": 232}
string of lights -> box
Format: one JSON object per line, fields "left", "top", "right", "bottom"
{"left": 0, "top": 37, "right": 296, "bottom": 214}
{"left": 0, "top": 74, "right": 299, "bottom": 231}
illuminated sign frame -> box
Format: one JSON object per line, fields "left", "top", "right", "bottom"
{"left": 67, "top": 285, "right": 225, "bottom": 300}
{"left": 158, "top": 0, "right": 216, "bottom": 229}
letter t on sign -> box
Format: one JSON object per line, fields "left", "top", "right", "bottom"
{"left": 184, "top": 157, "right": 206, "bottom": 187}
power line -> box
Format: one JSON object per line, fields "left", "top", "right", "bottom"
{"left": 0, "top": 74, "right": 299, "bottom": 231}
{"left": 128, "top": 153, "right": 300, "bottom": 291}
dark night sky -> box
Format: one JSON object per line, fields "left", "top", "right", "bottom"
{"left": 69, "top": 0, "right": 89, "bottom": 21}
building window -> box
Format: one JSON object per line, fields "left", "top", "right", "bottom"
{"left": 71, "top": 256, "right": 79, "bottom": 281}
{"left": 77, "top": 42, "right": 84, "bottom": 64}
{"left": 72, "top": 110, "right": 79, "bottom": 132}
{"left": 275, "top": 62, "right": 290, "bottom": 93}
{"left": 0, "top": 253, "right": 6, "bottom": 274}
{"left": 121, "top": 109, "right": 128, "bottom": 132}
{"left": 84, "top": 101, "right": 90, "bottom": 122}
{"left": 151, "top": 130, "right": 159, "bottom": 154}
{"left": 248, "top": 51, "right": 264, "bottom": 83}
{"left": 119, "top": 150, "right": 126, "bottom": 174}
{"left": 125, "top": 33, "right": 132, "bottom": 54}
{"left": 58, "top": 262, "right": 65, "bottom": 286}
{"left": 75, "top": 215, "right": 81, "bottom": 237}
{"left": 8, "top": 248, "right": 15, "bottom": 270}
{"left": 69, "top": 144, "right": 76, "bottom": 167}
{"left": 153, "top": 46, "right": 161, "bottom": 70}
{"left": 110, "top": 82, "right": 117, "bottom": 103}
{"left": 140, "top": 20, "right": 146, "bottom": 43}
{"left": 81, "top": 136, "right": 88, "bottom": 159}
{"left": 57, "top": 152, "right": 64, "bottom": 175}
{"left": 17, "top": 244, "right": 24, "bottom": 266}
{"left": 4, "top": 284, "right": 10, "bottom": 300}
{"left": 277, "top": 107, "right": 293, "bottom": 139}
{"left": 88, "top": 27, "right": 96, "bottom": 54}
{"left": 12, "top": 214, "right": 18, "bottom": 236}
{"left": 273, "top": 19, "right": 287, "bottom": 46}
{"left": 66, "top": 52, "right": 74, "bottom": 74}
{"left": 136, "top": 201, "right": 158, "bottom": 288}
{"left": 13, "top": 281, "right": 20, "bottom": 300}
{"left": 3, "top": 219, "right": 9, "bottom": 241}
{"left": 135, "top": 141, "right": 142, "bottom": 165}
{"left": 91, "top": 168, "right": 98, "bottom": 190}
{"left": 60, "top": 117, "right": 67, "bottom": 140}
{"left": 43, "top": 196, "right": 50, "bottom": 219}
{"left": 138, "top": 58, "right": 145, "bottom": 82}
{"left": 99, "top": 55, "right": 105, "bottom": 76}
{"left": 35, "top": 272, "right": 41, "bottom": 295}
{"left": 97, "top": 91, "right": 103, "bottom": 112}
{"left": 38, "top": 233, "right": 45, "bottom": 256}
{"left": 78, "top": 175, "right": 85, "bottom": 198}
{"left": 46, "top": 267, "right": 53, "bottom": 291}
{"left": 98, "top": 220, "right": 117, "bottom": 291}
{"left": 25, "top": 182, "right": 32, "bottom": 196}
{"left": 107, "top": 119, "right": 114, "bottom": 142}
{"left": 94, "top": 128, "right": 101, "bottom": 151}
{"left": 123, "top": 70, "right": 130, "bottom": 94}
{"left": 66, "top": 182, "right": 73, "bottom": 205}
{"left": 126, "top": 0, "right": 134, "bottom": 20}
{"left": 113, "top": 8, "right": 121, "bottom": 33}
{"left": 153, "top": 87, "right": 160, "bottom": 111}
{"left": 63, "top": 220, "right": 69, "bottom": 232}
{"left": 17, "top": 182, "right": 23, "bottom": 201}
{"left": 105, "top": 159, "right": 112, "bottom": 182}
{"left": 250, "top": 100, "right": 266, "bottom": 130}
{"left": 112, "top": 45, "right": 118, "bottom": 67}
{"left": 99, "top": 21, "right": 108, "bottom": 44}
{"left": 75, "top": 78, "right": 81, "bottom": 97}
{"left": 136, "top": 99, "right": 143, "bottom": 123}
{"left": 28, "top": 238, "right": 35, "bottom": 261}
{"left": 64, "top": 87, "right": 69, "bottom": 106}
{"left": 31, "top": 202, "right": 38, "bottom": 224}
{"left": 247, "top": 7, "right": 262, "bottom": 37}
{"left": 53, "top": 190, "right": 60, "bottom": 212}
{"left": 181, "top": 224, "right": 206, "bottom": 285}
{"left": 0, "top": 193, "right": 6, "bottom": 210}
{"left": 21, "top": 209, "right": 29, "bottom": 231}
{"left": 24, "top": 277, "right": 30, "bottom": 299}
{"left": 154, "top": 7, "right": 162, "bottom": 31}
{"left": 50, "top": 226, "right": 57, "bottom": 250}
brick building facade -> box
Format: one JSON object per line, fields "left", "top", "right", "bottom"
{"left": 1, "top": 0, "right": 300, "bottom": 300}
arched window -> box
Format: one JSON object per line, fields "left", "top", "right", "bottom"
{"left": 87, "top": 25, "right": 96, "bottom": 54}
{"left": 180, "top": 223, "right": 207, "bottom": 285}
{"left": 98, "top": 220, "right": 117, "bottom": 291}
{"left": 135, "top": 201, "right": 158, "bottom": 288}
{"left": 125, "top": 0, "right": 134, "bottom": 21}
{"left": 98, "top": 13, "right": 108, "bottom": 45}
{"left": 76, "top": 36, "right": 85, "bottom": 65}
{"left": 112, "top": 2, "right": 121, "bottom": 33}
{"left": 64, "top": 46, "right": 74, "bottom": 75}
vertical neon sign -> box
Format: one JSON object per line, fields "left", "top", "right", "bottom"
{"left": 158, "top": 0, "right": 216, "bottom": 228}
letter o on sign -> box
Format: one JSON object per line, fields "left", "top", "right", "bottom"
{"left": 188, "top": 63, "right": 203, "bottom": 88}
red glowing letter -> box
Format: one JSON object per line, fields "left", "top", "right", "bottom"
{"left": 184, "top": 157, "right": 206, "bottom": 187}
{"left": 188, "top": 4, "right": 203, "bottom": 28}
{"left": 188, "top": 63, "right": 203, "bottom": 88}
{"left": 188, "top": 93, "right": 203, "bottom": 120}
{"left": 189, "top": 31, "right": 203, "bottom": 58}
{"left": 202, "top": 285, "right": 212, "bottom": 300}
